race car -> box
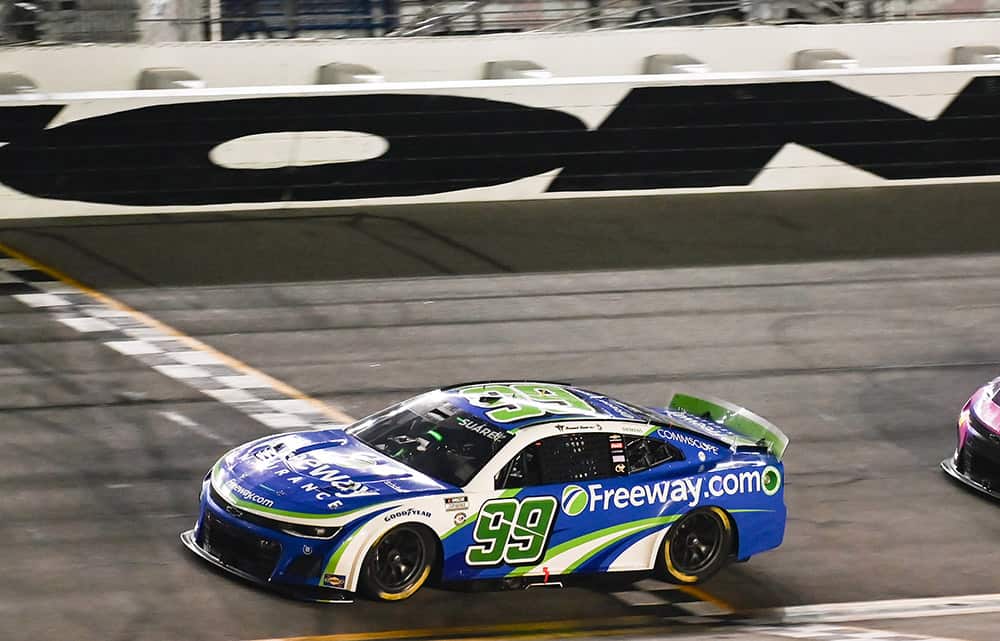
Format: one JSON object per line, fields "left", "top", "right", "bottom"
{"left": 182, "top": 381, "right": 788, "bottom": 601}
{"left": 942, "top": 377, "right": 1000, "bottom": 498}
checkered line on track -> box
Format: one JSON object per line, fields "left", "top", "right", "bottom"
{"left": 741, "top": 624, "right": 968, "bottom": 641}
{"left": 0, "top": 249, "right": 346, "bottom": 433}
{"left": 611, "top": 578, "right": 734, "bottom": 623}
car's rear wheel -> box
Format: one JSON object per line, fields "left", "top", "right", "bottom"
{"left": 359, "top": 524, "right": 436, "bottom": 601}
{"left": 660, "top": 507, "right": 733, "bottom": 584}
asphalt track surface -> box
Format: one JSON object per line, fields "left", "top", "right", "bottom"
{"left": 3, "top": 183, "right": 1000, "bottom": 641}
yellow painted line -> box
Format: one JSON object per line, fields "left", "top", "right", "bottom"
{"left": 250, "top": 616, "right": 660, "bottom": 641}
{"left": 0, "top": 240, "right": 356, "bottom": 425}
{"left": 679, "top": 584, "right": 736, "bottom": 612}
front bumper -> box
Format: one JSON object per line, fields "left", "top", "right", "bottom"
{"left": 942, "top": 411, "right": 1000, "bottom": 501}
{"left": 940, "top": 456, "right": 1000, "bottom": 501}
{"left": 181, "top": 482, "right": 354, "bottom": 603}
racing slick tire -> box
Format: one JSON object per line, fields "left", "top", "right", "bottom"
{"left": 660, "top": 506, "right": 733, "bottom": 584}
{"left": 359, "top": 524, "right": 437, "bottom": 601}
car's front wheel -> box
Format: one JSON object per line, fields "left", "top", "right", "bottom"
{"left": 359, "top": 524, "right": 436, "bottom": 601}
{"left": 660, "top": 507, "right": 733, "bottom": 583}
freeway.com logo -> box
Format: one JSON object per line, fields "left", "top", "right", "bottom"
{"left": 560, "top": 466, "right": 781, "bottom": 515}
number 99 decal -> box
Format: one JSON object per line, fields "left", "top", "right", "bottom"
{"left": 465, "top": 497, "right": 558, "bottom": 566}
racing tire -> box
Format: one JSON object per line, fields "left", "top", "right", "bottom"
{"left": 359, "top": 524, "right": 437, "bottom": 601}
{"left": 660, "top": 507, "right": 733, "bottom": 584}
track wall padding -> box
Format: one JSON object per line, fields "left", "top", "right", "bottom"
{"left": 4, "top": 65, "right": 1000, "bottom": 218}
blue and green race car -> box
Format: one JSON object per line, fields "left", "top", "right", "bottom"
{"left": 182, "top": 381, "right": 788, "bottom": 601}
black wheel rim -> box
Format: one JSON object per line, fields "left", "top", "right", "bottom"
{"left": 669, "top": 512, "right": 724, "bottom": 575}
{"left": 372, "top": 527, "right": 426, "bottom": 592}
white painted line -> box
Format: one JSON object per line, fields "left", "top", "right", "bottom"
{"left": 58, "top": 317, "right": 118, "bottom": 333}
{"left": 674, "top": 600, "right": 732, "bottom": 616}
{"left": 13, "top": 293, "right": 71, "bottom": 307}
{"left": 104, "top": 340, "right": 163, "bottom": 355}
{"left": 251, "top": 413, "right": 311, "bottom": 429}
{"left": 749, "top": 593, "right": 1000, "bottom": 624}
{"left": 170, "top": 350, "right": 224, "bottom": 366}
{"left": 87, "top": 308, "right": 133, "bottom": 318}
{"left": 159, "top": 411, "right": 234, "bottom": 446}
{"left": 745, "top": 624, "right": 970, "bottom": 641}
{"left": 122, "top": 327, "right": 173, "bottom": 341}
{"left": 204, "top": 388, "right": 260, "bottom": 404}
{"left": 610, "top": 590, "right": 669, "bottom": 607}
{"left": 214, "top": 374, "right": 272, "bottom": 389}
{"left": 33, "top": 281, "right": 76, "bottom": 294}
{"left": 264, "top": 399, "right": 318, "bottom": 414}
{"left": 154, "top": 364, "right": 214, "bottom": 379}
{"left": 631, "top": 578, "right": 681, "bottom": 592}
{"left": 0, "top": 241, "right": 358, "bottom": 452}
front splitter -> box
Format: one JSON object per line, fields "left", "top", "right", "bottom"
{"left": 180, "top": 529, "right": 353, "bottom": 604}
{"left": 940, "top": 457, "right": 1000, "bottom": 501}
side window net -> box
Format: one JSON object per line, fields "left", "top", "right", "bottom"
{"left": 497, "top": 434, "right": 613, "bottom": 489}
{"left": 624, "top": 435, "right": 681, "bottom": 473}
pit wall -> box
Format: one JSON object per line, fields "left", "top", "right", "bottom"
{"left": 2, "top": 20, "right": 1000, "bottom": 219}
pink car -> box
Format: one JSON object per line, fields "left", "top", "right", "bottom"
{"left": 942, "top": 379, "right": 1000, "bottom": 498}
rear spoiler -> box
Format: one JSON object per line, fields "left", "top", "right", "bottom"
{"left": 667, "top": 393, "right": 789, "bottom": 460}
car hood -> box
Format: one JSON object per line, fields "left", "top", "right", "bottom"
{"left": 211, "top": 429, "right": 455, "bottom": 521}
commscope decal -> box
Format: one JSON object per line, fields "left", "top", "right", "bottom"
{"left": 657, "top": 429, "right": 720, "bottom": 455}
{"left": 562, "top": 466, "right": 781, "bottom": 514}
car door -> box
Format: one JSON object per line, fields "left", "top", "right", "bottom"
{"left": 481, "top": 430, "right": 689, "bottom": 578}
{"left": 454, "top": 431, "right": 621, "bottom": 580}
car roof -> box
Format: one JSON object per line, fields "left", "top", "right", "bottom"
{"left": 434, "top": 380, "right": 652, "bottom": 431}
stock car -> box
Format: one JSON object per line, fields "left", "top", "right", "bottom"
{"left": 181, "top": 381, "right": 788, "bottom": 601}
{"left": 942, "top": 377, "right": 1000, "bottom": 497}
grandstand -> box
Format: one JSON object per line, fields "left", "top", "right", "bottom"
{"left": 0, "top": 0, "right": 999, "bottom": 44}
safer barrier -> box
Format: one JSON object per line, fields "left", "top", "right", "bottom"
{"left": 3, "top": 62, "right": 1000, "bottom": 218}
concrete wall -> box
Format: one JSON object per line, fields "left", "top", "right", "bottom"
{"left": 0, "top": 64, "right": 998, "bottom": 218}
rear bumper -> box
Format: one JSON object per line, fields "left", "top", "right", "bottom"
{"left": 181, "top": 529, "right": 353, "bottom": 603}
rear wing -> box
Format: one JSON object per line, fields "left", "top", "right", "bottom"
{"left": 667, "top": 393, "right": 789, "bottom": 460}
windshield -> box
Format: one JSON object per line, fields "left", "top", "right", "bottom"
{"left": 347, "top": 394, "right": 514, "bottom": 487}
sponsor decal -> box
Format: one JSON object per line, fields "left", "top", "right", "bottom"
{"left": 224, "top": 479, "right": 275, "bottom": 508}
{"left": 455, "top": 415, "right": 508, "bottom": 443}
{"left": 254, "top": 446, "right": 279, "bottom": 461}
{"left": 283, "top": 453, "right": 379, "bottom": 497}
{"left": 553, "top": 423, "right": 602, "bottom": 432}
{"left": 657, "top": 428, "right": 721, "bottom": 456}
{"left": 444, "top": 496, "right": 469, "bottom": 512}
{"left": 7, "top": 79, "right": 1000, "bottom": 206}
{"left": 382, "top": 479, "right": 407, "bottom": 493}
{"left": 761, "top": 465, "right": 782, "bottom": 496}
{"left": 459, "top": 383, "right": 595, "bottom": 424}
{"left": 561, "top": 485, "right": 589, "bottom": 517}
{"left": 230, "top": 446, "right": 378, "bottom": 511}
{"left": 560, "top": 466, "right": 782, "bottom": 513}
{"left": 454, "top": 512, "right": 467, "bottom": 525}
{"left": 322, "top": 573, "right": 346, "bottom": 588}
{"left": 616, "top": 424, "right": 648, "bottom": 435}
{"left": 384, "top": 507, "right": 433, "bottom": 522}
